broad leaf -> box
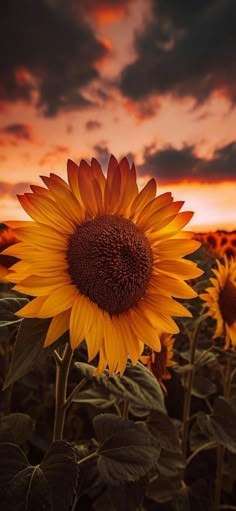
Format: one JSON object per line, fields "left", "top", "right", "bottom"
{"left": 76, "top": 361, "right": 165, "bottom": 413}
{"left": 4, "top": 318, "right": 68, "bottom": 388}
{"left": 0, "top": 414, "right": 33, "bottom": 444}
{"left": 94, "top": 414, "right": 160, "bottom": 484}
{"left": 0, "top": 297, "right": 29, "bottom": 328}
{"left": 40, "top": 441, "right": 78, "bottom": 510}
{"left": 74, "top": 385, "right": 117, "bottom": 410}
{"left": 147, "top": 473, "right": 183, "bottom": 503}
{"left": 192, "top": 374, "right": 217, "bottom": 398}
{"left": 108, "top": 478, "right": 147, "bottom": 511}
{"left": 147, "top": 410, "right": 181, "bottom": 453}
{"left": 196, "top": 398, "right": 236, "bottom": 453}
{"left": 0, "top": 443, "right": 52, "bottom": 510}
{"left": 0, "top": 441, "right": 78, "bottom": 511}
{"left": 156, "top": 448, "right": 185, "bottom": 478}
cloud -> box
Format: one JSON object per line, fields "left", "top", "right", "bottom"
{"left": 0, "top": 0, "right": 109, "bottom": 116}
{"left": 38, "top": 145, "right": 69, "bottom": 166}
{"left": 92, "top": 143, "right": 111, "bottom": 168}
{"left": 85, "top": 120, "right": 102, "bottom": 131}
{"left": 0, "top": 123, "right": 34, "bottom": 141}
{"left": 120, "top": 0, "right": 236, "bottom": 108}
{"left": 0, "top": 181, "right": 31, "bottom": 197}
{"left": 80, "top": 0, "right": 133, "bottom": 23}
{"left": 138, "top": 141, "right": 236, "bottom": 183}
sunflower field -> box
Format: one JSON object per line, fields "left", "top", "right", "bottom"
{"left": 0, "top": 158, "right": 236, "bottom": 511}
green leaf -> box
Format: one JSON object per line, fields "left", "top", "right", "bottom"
{"left": 76, "top": 360, "right": 165, "bottom": 414}
{"left": 0, "top": 443, "right": 52, "bottom": 510}
{"left": 192, "top": 374, "right": 217, "bottom": 398}
{"left": 172, "top": 363, "right": 194, "bottom": 374}
{"left": 147, "top": 410, "right": 181, "bottom": 453}
{"left": 196, "top": 398, "right": 236, "bottom": 453}
{"left": 0, "top": 297, "right": 29, "bottom": 328}
{"left": 40, "top": 441, "right": 78, "bottom": 510}
{"left": 94, "top": 414, "right": 160, "bottom": 484}
{"left": 146, "top": 473, "right": 183, "bottom": 503}
{"left": 74, "top": 385, "right": 117, "bottom": 410}
{"left": 189, "top": 419, "right": 212, "bottom": 452}
{"left": 0, "top": 441, "right": 78, "bottom": 511}
{"left": 108, "top": 478, "right": 147, "bottom": 511}
{"left": 179, "top": 348, "right": 217, "bottom": 367}
{"left": 0, "top": 414, "right": 33, "bottom": 444}
{"left": 156, "top": 448, "right": 185, "bottom": 478}
{"left": 4, "top": 317, "right": 68, "bottom": 388}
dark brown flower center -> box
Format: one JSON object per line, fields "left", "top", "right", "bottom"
{"left": 219, "top": 278, "right": 236, "bottom": 326}
{"left": 67, "top": 214, "right": 153, "bottom": 315}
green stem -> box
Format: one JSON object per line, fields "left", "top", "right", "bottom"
{"left": 53, "top": 343, "right": 73, "bottom": 441}
{"left": 181, "top": 319, "right": 202, "bottom": 456}
{"left": 63, "top": 377, "right": 87, "bottom": 410}
{"left": 186, "top": 441, "right": 217, "bottom": 466}
{"left": 122, "top": 399, "right": 129, "bottom": 418}
{"left": 213, "top": 356, "right": 233, "bottom": 511}
{"left": 77, "top": 451, "right": 97, "bottom": 465}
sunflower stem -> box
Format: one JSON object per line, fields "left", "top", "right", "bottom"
{"left": 63, "top": 377, "right": 87, "bottom": 410}
{"left": 53, "top": 343, "right": 73, "bottom": 442}
{"left": 213, "top": 356, "right": 232, "bottom": 511}
{"left": 181, "top": 318, "right": 202, "bottom": 457}
{"left": 186, "top": 441, "right": 217, "bottom": 466}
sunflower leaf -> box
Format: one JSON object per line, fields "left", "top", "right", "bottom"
{"left": 3, "top": 317, "right": 68, "bottom": 388}
{"left": 196, "top": 398, "right": 236, "bottom": 453}
{"left": 192, "top": 374, "right": 217, "bottom": 398}
{"left": 0, "top": 441, "right": 78, "bottom": 511}
{"left": 0, "top": 297, "right": 29, "bottom": 328}
{"left": 0, "top": 413, "right": 33, "bottom": 445}
{"left": 75, "top": 360, "right": 165, "bottom": 413}
{"left": 147, "top": 410, "right": 181, "bottom": 452}
{"left": 94, "top": 414, "right": 160, "bottom": 484}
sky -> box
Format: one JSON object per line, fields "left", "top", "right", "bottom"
{"left": 0, "top": 0, "right": 236, "bottom": 232}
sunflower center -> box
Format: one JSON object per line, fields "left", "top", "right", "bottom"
{"left": 67, "top": 214, "right": 153, "bottom": 315}
{"left": 219, "top": 278, "right": 236, "bottom": 326}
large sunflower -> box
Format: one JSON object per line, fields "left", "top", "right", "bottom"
{"left": 4, "top": 156, "right": 202, "bottom": 373}
{"left": 200, "top": 256, "right": 236, "bottom": 350}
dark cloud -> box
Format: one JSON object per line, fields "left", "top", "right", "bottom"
{"left": 92, "top": 143, "right": 111, "bottom": 168}
{"left": 85, "top": 120, "right": 102, "bottom": 131}
{"left": 120, "top": 0, "right": 236, "bottom": 107}
{"left": 0, "top": 123, "right": 34, "bottom": 141}
{"left": 0, "top": 0, "right": 108, "bottom": 116}
{"left": 138, "top": 141, "right": 236, "bottom": 183}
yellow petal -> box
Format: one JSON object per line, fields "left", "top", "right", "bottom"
{"left": 38, "top": 285, "right": 78, "bottom": 318}
{"left": 44, "top": 309, "right": 71, "bottom": 347}
{"left": 130, "top": 178, "right": 156, "bottom": 219}
{"left": 70, "top": 294, "right": 94, "bottom": 350}
{"left": 16, "top": 296, "right": 48, "bottom": 317}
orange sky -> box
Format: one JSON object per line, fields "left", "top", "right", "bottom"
{"left": 0, "top": 0, "right": 236, "bottom": 232}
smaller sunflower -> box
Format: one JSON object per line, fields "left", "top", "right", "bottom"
{"left": 140, "top": 332, "right": 176, "bottom": 391}
{"left": 0, "top": 224, "right": 17, "bottom": 282}
{"left": 200, "top": 256, "right": 236, "bottom": 349}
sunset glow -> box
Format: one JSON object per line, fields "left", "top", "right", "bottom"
{"left": 0, "top": 0, "right": 235, "bottom": 231}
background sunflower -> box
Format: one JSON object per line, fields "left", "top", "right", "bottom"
{"left": 200, "top": 256, "right": 236, "bottom": 349}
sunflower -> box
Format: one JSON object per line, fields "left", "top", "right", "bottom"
{"left": 200, "top": 256, "right": 236, "bottom": 349}
{"left": 140, "top": 333, "right": 176, "bottom": 391}
{"left": 0, "top": 224, "right": 17, "bottom": 282}
{"left": 4, "top": 156, "right": 202, "bottom": 373}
